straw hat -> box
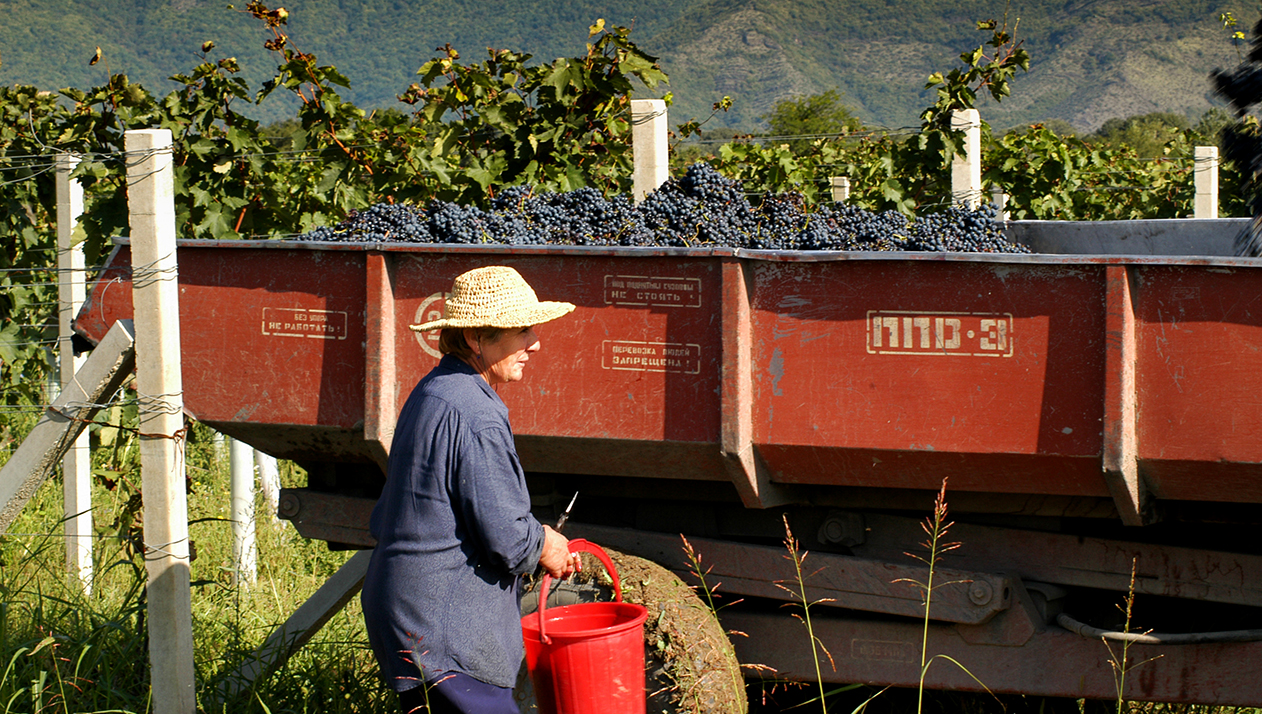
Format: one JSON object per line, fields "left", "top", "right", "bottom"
{"left": 409, "top": 266, "right": 575, "bottom": 332}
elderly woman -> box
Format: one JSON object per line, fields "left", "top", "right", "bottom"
{"left": 362, "top": 265, "right": 579, "bottom": 714}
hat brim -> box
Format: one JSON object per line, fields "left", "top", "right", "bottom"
{"left": 409, "top": 301, "right": 575, "bottom": 332}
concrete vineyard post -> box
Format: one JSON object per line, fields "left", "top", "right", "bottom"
{"left": 56, "top": 152, "right": 92, "bottom": 593}
{"left": 1194, "top": 146, "right": 1218, "bottom": 219}
{"left": 951, "top": 109, "right": 982, "bottom": 209}
{"left": 255, "top": 450, "right": 281, "bottom": 523}
{"left": 991, "top": 186, "right": 1009, "bottom": 222}
{"left": 230, "top": 438, "right": 258, "bottom": 585}
{"left": 125, "top": 128, "right": 196, "bottom": 714}
{"left": 631, "top": 99, "right": 669, "bottom": 203}
{"left": 830, "top": 176, "right": 851, "bottom": 203}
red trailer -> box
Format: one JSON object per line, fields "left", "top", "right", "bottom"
{"left": 76, "top": 236, "right": 1262, "bottom": 706}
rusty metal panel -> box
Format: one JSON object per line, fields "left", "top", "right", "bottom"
{"left": 1103, "top": 265, "right": 1148, "bottom": 523}
{"left": 363, "top": 252, "right": 397, "bottom": 471}
{"left": 566, "top": 522, "right": 1012, "bottom": 625}
{"left": 78, "top": 243, "right": 371, "bottom": 462}
{"left": 384, "top": 251, "right": 725, "bottom": 479}
{"left": 1134, "top": 265, "right": 1262, "bottom": 503}
{"left": 853, "top": 512, "right": 1262, "bottom": 607}
{"left": 76, "top": 243, "right": 1262, "bottom": 503}
{"left": 721, "top": 606, "right": 1262, "bottom": 705}
{"left": 747, "top": 258, "right": 1109, "bottom": 495}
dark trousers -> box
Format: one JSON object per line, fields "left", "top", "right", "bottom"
{"left": 397, "top": 672, "right": 518, "bottom": 714}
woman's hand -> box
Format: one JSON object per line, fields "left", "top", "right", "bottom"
{"left": 540, "top": 525, "right": 580, "bottom": 578}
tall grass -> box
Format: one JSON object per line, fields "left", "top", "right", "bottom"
{"left": 774, "top": 514, "right": 836, "bottom": 713}
{"left": 1105, "top": 558, "right": 1163, "bottom": 714}
{"left": 893, "top": 478, "right": 993, "bottom": 713}
{"left": 0, "top": 417, "right": 393, "bottom": 713}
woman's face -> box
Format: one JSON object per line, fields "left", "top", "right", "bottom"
{"left": 470, "top": 326, "right": 541, "bottom": 385}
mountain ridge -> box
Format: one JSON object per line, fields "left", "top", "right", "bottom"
{"left": 0, "top": 0, "right": 1248, "bottom": 133}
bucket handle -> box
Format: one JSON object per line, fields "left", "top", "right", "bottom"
{"left": 537, "top": 539, "right": 622, "bottom": 646}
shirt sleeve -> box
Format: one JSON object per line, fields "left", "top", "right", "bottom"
{"left": 454, "top": 424, "right": 545, "bottom": 576}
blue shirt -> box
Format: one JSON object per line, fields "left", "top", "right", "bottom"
{"left": 362, "top": 355, "right": 545, "bottom": 690}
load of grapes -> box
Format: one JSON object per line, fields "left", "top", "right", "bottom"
{"left": 301, "top": 162, "right": 1028, "bottom": 254}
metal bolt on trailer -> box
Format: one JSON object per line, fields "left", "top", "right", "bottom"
{"left": 73, "top": 226, "right": 1262, "bottom": 706}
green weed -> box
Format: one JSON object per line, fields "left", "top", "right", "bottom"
{"left": 1105, "top": 558, "right": 1163, "bottom": 714}
{"left": 773, "top": 515, "right": 874, "bottom": 714}
{"left": 775, "top": 513, "right": 836, "bottom": 713}
{"left": 894, "top": 478, "right": 994, "bottom": 713}
{"left": 0, "top": 419, "right": 391, "bottom": 713}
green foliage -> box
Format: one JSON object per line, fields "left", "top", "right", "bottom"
{"left": 690, "top": 14, "right": 1235, "bottom": 223}
{"left": 700, "top": 20, "right": 1033, "bottom": 216}
{"left": 921, "top": 16, "right": 1030, "bottom": 164}
{"left": 1195, "top": 108, "right": 1236, "bottom": 146}
{"left": 704, "top": 132, "right": 944, "bottom": 215}
{"left": 0, "top": 86, "right": 73, "bottom": 407}
{"left": 923, "top": 17, "right": 1030, "bottom": 119}
{"left": 4, "top": 2, "right": 669, "bottom": 244}
{"left": 1006, "top": 119, "right": 1077, "bottom": 138}
{"left": 759, "top": 89, "right": 863, "bottom": 151}
{"left": 694, "top": 107, "right": 1238, "bottom": 222}
{"left": 1090, "top": 112, "right": 1192, "bottom": 158}
{"left": 712, "top": 142, "right": 828, "bottom": 204}
{"left": 403, "top": 18, "right": 667, "bottom": 203}
{"left": 987, "top": 124, "right": 1207, "bottom": 220}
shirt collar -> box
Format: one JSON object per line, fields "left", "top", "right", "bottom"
{"left": 437, "top": 354, "right": 503, "bottom": 404}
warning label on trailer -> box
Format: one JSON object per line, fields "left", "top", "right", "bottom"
{"left": 866, "top": 310, "right": 1013, "bottom": 357}
{"left": 851, "top": 639, "right": 917, "bottom": 663}
{"left": 602, "top": 340, "right": 702, "bottom": 374}
{"left": 603, "top": 275, "right": 702, "bottom": 308}
{"left": 262, "top": 308, "right": 348, "bottom": 340}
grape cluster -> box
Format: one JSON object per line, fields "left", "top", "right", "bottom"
{"left": 296, "top": 162, "right": 1030, "bottom": 254}
{"left": 798, "top": 204, "right": 913, "bottom": 251}
{"left": 905, "top": 203, "right": 1019, "bottom": 253}
{"left": 303, "top": 202, "right": 431, "bottom": 243}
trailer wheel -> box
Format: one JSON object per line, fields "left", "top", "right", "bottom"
{"left": 517, "top": 548, "right": 747, "bottom": 714}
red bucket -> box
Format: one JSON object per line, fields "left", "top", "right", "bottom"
{"left": 521, "top": 539, "right": 648, "bottom": 714}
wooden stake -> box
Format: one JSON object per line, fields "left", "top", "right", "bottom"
{"left": 125, "top": 128, "right": 196, "bottom": 713}
{"left": 0, "top": 321, "right": 135, "bottom": 532}
{"left": 215, "top": 550, "right": 371, "bottom": 701}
